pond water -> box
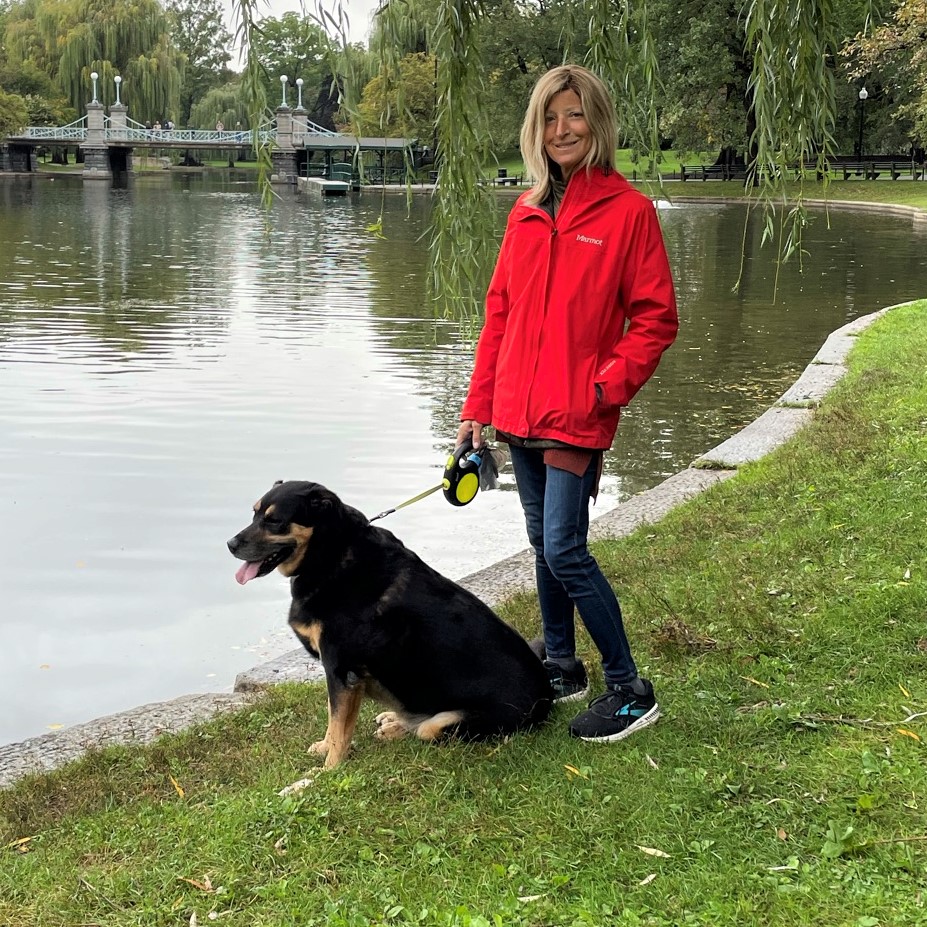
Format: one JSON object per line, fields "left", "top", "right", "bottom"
{"left": 2, "top": 173, "right": 926, "bottom": 746}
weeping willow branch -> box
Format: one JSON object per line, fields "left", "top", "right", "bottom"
{"left": 229, "top": 0, "right": 851, "bottom": 321}
{"left": 232, "top": 0, "right": 272, "bottom": 207}
{"left": 309, "top": 0, "right": 378, "bottom": 216}
{"left": 741, "top": 0, "right": 838, "bottom": 297}
{"left": 361, "top": 1, "right": 411, "bottom": 222}
{"left": 585, "top": 0, "right": 665, "bottom": 186}
{"left": 428, "top": 0, "right": 498, "bottom": 324}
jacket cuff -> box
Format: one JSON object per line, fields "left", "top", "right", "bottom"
{"left": 594, "top": 377, "right": 626, "bottom": 410}
{"left": 460, "top": 403, "right": 492, "bottom": 424}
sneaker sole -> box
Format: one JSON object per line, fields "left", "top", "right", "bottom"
{"left": 553, "top": 685, "right": 590, "bottom": 705}
{"left": 575, "top": 704, "right": 660, "bottom": 743}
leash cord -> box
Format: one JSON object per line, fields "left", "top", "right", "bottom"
{"left": 369, "top": 482, "right": 444, "bottom": 523}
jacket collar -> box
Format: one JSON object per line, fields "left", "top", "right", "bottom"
{"left": 512, "top": 166, "right": 633, "bottom": 222}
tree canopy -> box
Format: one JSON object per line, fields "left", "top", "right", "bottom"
{"left": 0, "top": 86, "right": 29, "bottom": 135}
{"left": 164, "top": 0, "right": 233, "bottom": 125}
{"left": 2, "top": 0, "right": 183, "bottom": 121}
{"left": 355, "top": 51, "right": 436, "bottom": 140}
{"left": 845, "top": 0, "right": 927, "bottom": 153}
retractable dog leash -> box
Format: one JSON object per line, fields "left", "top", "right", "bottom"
{"left": 369, "top": 438, "right": 497, "bottom": 523}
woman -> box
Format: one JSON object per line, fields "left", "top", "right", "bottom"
{"left": 456, "top": 64, "right": 678, "bottom": 743}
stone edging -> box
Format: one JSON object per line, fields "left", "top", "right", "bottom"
{"left": 670, "top": 194, "right": 927, "bottom": 228}
{"left": 0, "top": 300, "right": 910, "bottom": 789}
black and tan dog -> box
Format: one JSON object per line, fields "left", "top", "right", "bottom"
{"left": 228, "top": 480, "right": 552, "bottom": 768}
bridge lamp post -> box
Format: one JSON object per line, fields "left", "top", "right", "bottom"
{"left": 296, "top": 78, "right": 304, "bottom": 109}
{"left": 280, "top": 75, "right": 289, "bottom": 108}
{"left": 114, "top": 75, "right": 122, "bottom": 106}
{"left": 90, "top": 71, "right": 99, "bottom": 104}
{"left": 857, "top": 86, "right": 868, "bottom": 160}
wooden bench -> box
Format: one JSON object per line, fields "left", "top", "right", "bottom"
{"left": 492, "top": 174, "right": 522, "bottom": 186}
{"left": 834, "top": 160, "right": 924, "bottom": 181}
{"left": 678, "top": 158, "right": 926, "bottom": 182}
{"left": 679, "top": 164, "right": 746, "bottom": 181}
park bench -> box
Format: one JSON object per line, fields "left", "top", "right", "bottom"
{"left": 832, "top": 159, "right": 924, "bottom": 181}
{"left": 679, "top": 157, "right": 925, "bottom": 182}
{"left": 679, "top": 163, "right": 746, "bottom": 181}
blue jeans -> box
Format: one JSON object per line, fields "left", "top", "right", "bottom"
{"left": 508, "top": 444, "right": 638, "bottom": 687}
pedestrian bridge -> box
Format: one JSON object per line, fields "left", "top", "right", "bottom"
{"left": 1, "top": 107, "right": 416, "bottom": 184}
{"left": 12, "top": 113, "right": 334, "bottom": 148}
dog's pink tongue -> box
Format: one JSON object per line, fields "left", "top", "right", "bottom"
{"left": 236, "top": 561, "right": 263, "bottom": 585}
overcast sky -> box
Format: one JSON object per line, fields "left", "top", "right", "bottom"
{"left": 223, "top": 0, "right": 380, "bottom": 50}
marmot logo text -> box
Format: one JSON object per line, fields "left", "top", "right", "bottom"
{"left": 576, "top": 234, "right": 604, "bottom": 246}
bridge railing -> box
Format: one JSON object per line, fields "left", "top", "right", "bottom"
{"left": 303, "top": 119, "right": 338, "bottom": 136}
{"left": 16, "top": 114, "right": 353, "bottom": 147}
{"left": 21, "top": 116, "right": 88, "bottom": 141}
{"left": 107, "top": 127, "right": 278, "bottom": 144}
{"left": 114, "top": 117, "right": 274, "bottom": 144}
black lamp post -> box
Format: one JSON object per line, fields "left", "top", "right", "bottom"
{"left": 857, "top": 86, "right": 868, "bottom": 160}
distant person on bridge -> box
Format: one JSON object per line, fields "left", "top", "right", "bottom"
{"left": 215, "top": 120, "right": 224, "bottom": 133}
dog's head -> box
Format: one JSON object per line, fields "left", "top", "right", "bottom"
{"left": 227, "top": 480, "right": 345, "bottom": 585}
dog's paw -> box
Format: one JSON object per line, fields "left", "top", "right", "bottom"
{"left": 374, "top": 711, "right": 409, "bottom": 741}
{"left": 308, "top": 738, "right": 330, "bottom": 757}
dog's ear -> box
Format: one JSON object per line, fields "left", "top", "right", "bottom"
{"left": 287, "top": 484, "right": 339, "bottom": 525}
{"left": 273, "top": 479, "right": 284, "bottom": 487}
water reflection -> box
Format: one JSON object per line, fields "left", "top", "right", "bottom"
{"left": 1, "top": 174, "right": 926, "bottom": 745}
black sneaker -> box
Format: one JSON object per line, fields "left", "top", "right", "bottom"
{"left": 544, "top": 659, "right": 590, "bottom": 704}
{"left": 568, "top": 679, "right": 660, "bottom": 742}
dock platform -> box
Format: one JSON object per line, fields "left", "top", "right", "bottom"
{"left": 301, "top": 176, "right": 350, "bottom": 196}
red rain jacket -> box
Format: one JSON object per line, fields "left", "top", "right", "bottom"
{"left": 461, "top": 166, "right": 678, "bottom": 449}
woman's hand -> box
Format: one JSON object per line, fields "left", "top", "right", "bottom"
{"left": 456, "top": 420, "right": 485, "bottom": 450}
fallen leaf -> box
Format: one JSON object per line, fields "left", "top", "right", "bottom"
{"left": 564, "top": 764, "right": 588, "bottom": 779}
{"left": 638, "top": 873, "right": 657, "bottom": 886}
{"left": 900, "top": 684, "right": 911, "bottom": 698}
{"left": 169, "top": 774, "right": 185, "bottom": 798}
{"left": 897, "top": 728, "right": 921, "bottom": 742}
{"left": 646, "top": 755, "right": 659, "bottom": 770}
{"left": 179, "top": 876, "right": 214, "bottom": 893}
{"left": 777, "top": 829, "right": 788, "bottom": 841}
{"left": 636, "top": 845, "right": 670, "bottom": 858}
{"left": 517, "top": 894, "right": 544, "bottom": 903}
{"left": 7, "top": 836, "right": 35, "bottom": 853}
{"left": 741, "top": 676, "right": 770, "bottom": 689}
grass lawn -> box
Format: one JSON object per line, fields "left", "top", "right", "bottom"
{"left": 3, "top": 298, "right": 927, "bottom": 926}
{"left": 491, "top": 149, "right": 692, "bottom": 179}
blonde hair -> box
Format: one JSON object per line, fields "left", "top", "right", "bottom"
{"left": 519, "top": 65, "right": 618, "bottom": 206}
